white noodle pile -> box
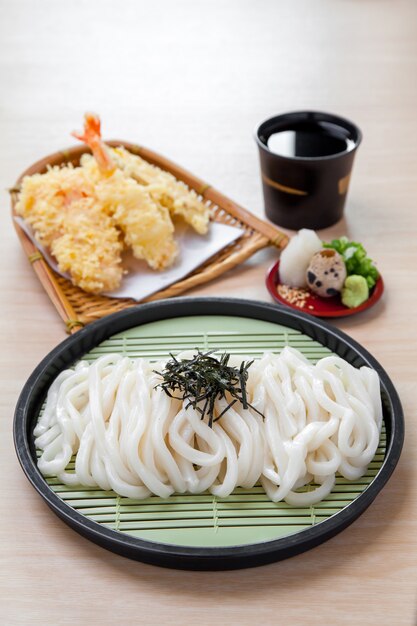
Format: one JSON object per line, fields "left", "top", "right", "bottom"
{"left": 34, "top": 347, "right": 382, "bottom": 506}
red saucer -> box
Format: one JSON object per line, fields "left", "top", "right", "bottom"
{"left": 266, "top": 260, "right": 384, "bottom": 318}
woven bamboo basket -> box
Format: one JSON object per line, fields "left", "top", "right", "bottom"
{"left": 10, "top": 141, "right": 289, "bottom": 333}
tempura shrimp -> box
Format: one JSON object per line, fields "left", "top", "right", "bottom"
{"left": 73, "top": 113, "right": 178, "bottom": 270}
{"left": 73, "top": 113, "right": 210, "bottom": 234}
{"left": 72, "top": 113, "right": 116, "bottom": 175}
{"left": 15, "top": 162, "right": 124, "bottom": 293}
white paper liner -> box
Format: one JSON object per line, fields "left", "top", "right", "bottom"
{"left": 15, "top": 217, "right": 244, "bottom": 301}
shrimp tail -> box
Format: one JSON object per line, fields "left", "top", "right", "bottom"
{"left": 72, "top": 112, "right": 115, "bottom": 175}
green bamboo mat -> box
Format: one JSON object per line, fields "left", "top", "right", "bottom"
{"left": 36, "top": 315, "right": 386, "bottom": 548}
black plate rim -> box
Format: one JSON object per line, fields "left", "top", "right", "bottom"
{"left": 13, "top": 297, "right": 404, "bottom": 570}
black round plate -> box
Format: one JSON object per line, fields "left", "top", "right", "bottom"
{"left": 14, "top": 298, "right": 404, "bottom": 570}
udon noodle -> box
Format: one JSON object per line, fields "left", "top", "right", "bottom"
{"left": 34, "top": 347, "right": 382, "bottom": 506}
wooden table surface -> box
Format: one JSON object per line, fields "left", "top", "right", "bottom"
{"left": 1, "top": 1, "right": 416, "bottom": 624}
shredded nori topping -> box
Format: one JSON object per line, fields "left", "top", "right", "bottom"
{"left": 154, "top": 349, "right": 263, "bottom": 427}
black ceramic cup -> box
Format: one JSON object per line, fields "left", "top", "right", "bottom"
{"left": 255, "top": 111, "right": 362, "bottom": 230}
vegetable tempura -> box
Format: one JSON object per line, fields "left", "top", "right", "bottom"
{"left": 15, "top": 113, "right": 210, "bottom": 293}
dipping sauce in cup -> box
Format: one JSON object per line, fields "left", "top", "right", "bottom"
{"left": 255, "top": 111, "right": 362, "bottom": 230}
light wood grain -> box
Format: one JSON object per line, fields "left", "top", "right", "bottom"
{"left": 1, "top": 0, "right": 416, "bottom": 624}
